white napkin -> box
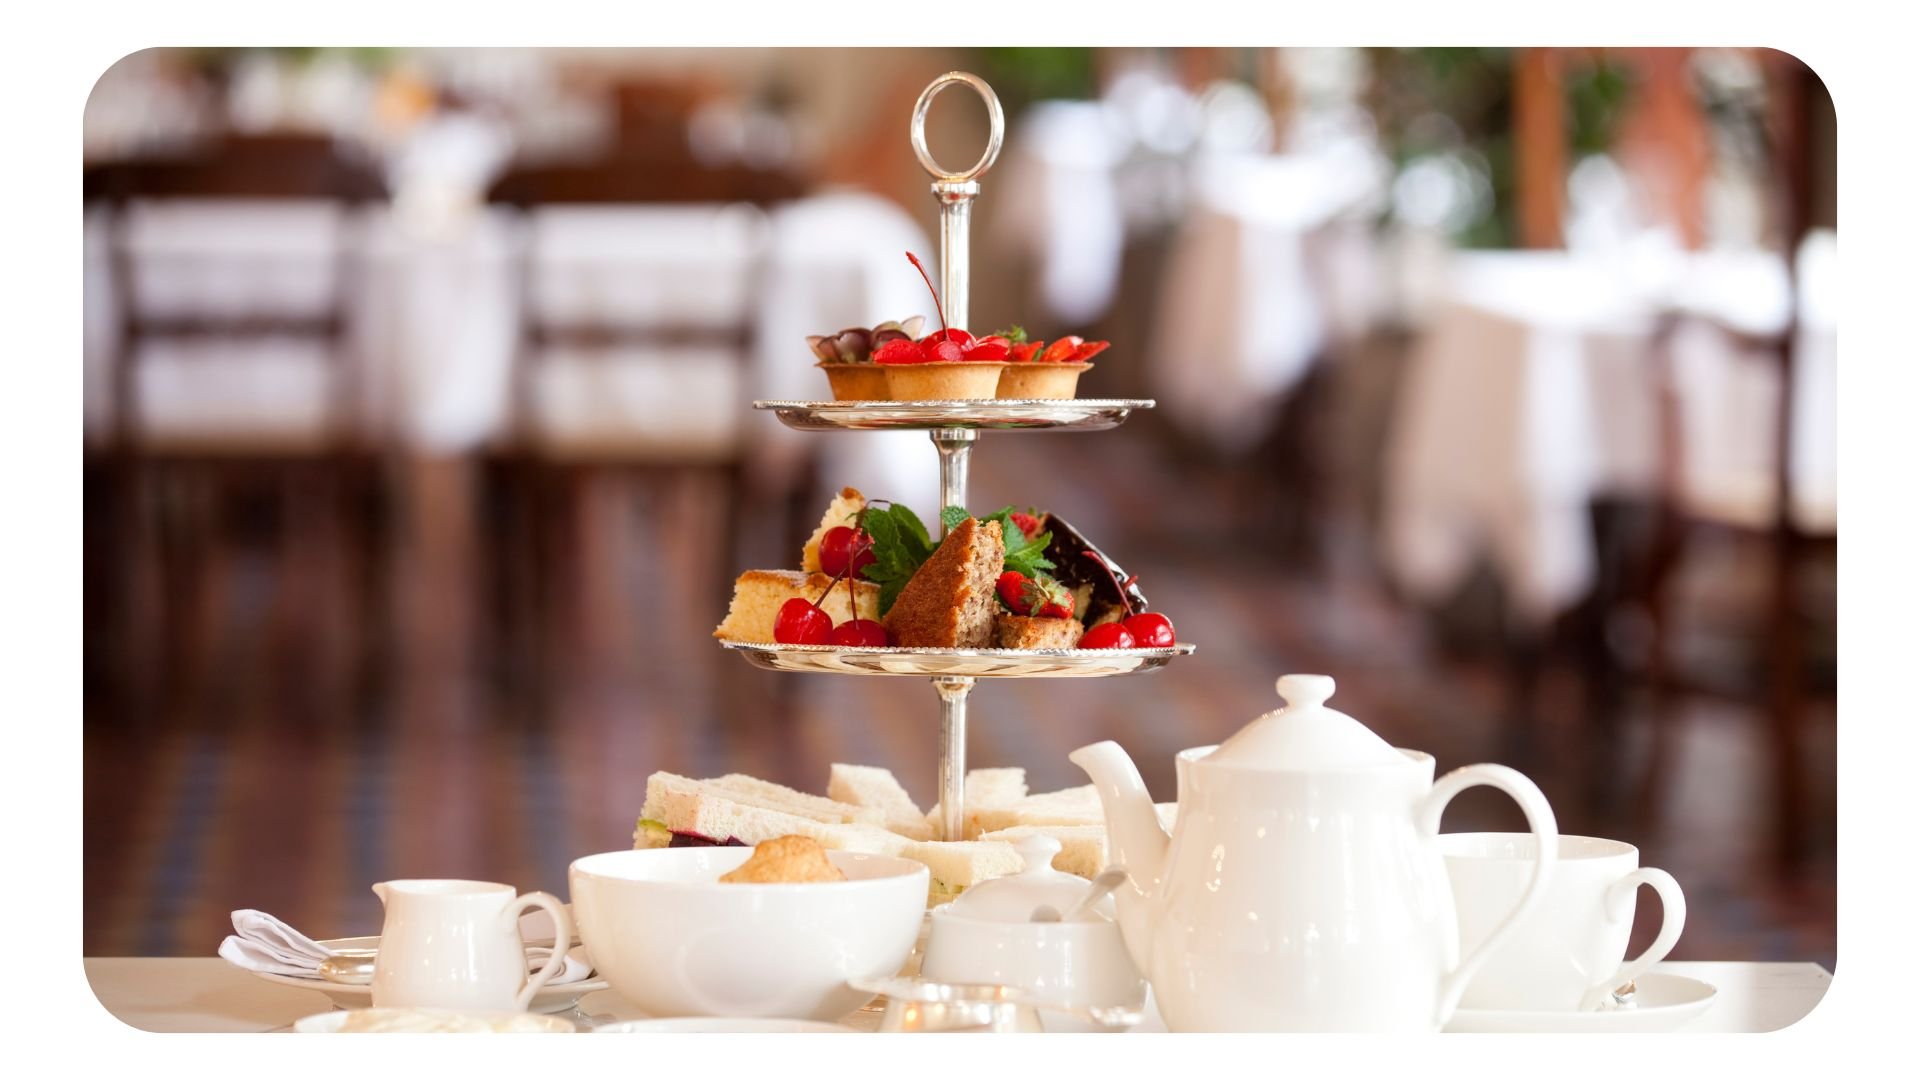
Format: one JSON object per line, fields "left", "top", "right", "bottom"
{"left": 217, "top": 909, "right": 593, "bottom": 985}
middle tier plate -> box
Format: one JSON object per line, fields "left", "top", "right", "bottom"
{"left": 720, "top": 640, "right": 1195, "bottom": 678}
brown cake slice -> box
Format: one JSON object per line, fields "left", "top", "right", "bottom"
{"left": 883, "top": 516, "right": 1006, "bottom": 648}
{"left": 994, "top": 613, "right": 1082, "bottom": 649}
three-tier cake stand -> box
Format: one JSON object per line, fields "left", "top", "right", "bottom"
{"left": 722, "top": 72, "right": 1194, "bottom": 842}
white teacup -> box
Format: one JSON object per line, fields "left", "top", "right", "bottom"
{"left": 1439, "top": 833, "right": 1685, "bottom": 1012}
{"left": 370, "top": 880, "right": 572, "bottom": 1013}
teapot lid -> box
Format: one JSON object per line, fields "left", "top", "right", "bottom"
{"left": 940, "top": 836, "right": 1112, "bottom": 923}
{"left": 1205, "top": 675, "right": 1406, "bottom": 771}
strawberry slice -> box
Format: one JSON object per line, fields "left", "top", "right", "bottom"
{"left": 1009, "top": 510, "right": 1044, "bottom": 540}
{"left": 963, "top": 339, "right": 1011, "bottom": 362}
{"left": 873, "top": 338, "right": 926, "bottom": 365}
{"left": 996, "top": 571, "right": 1031, "bottom": 613}
{"left": 1072, "top": 340, "right": 1110, "bottom": 362}
{"left": 1011, "top": 340, "right": 1046, "bottom": 363}
{"left": 1040, "top": 336, "right": 1084, "bottom": 364}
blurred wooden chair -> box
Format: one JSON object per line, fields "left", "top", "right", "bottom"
{"left": 86, "top": 134, "right": 392, "bottom": 719}
{"left": 479, "top": 158, "right": 808, "bottom": 705}
{"left": 1591, "top": 60, "right": 1834, "bottom": 874}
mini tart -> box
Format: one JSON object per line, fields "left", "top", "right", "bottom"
{"left": 883, "top": 361, "right": 1009, "bottom": 401}
{"left": 996, "top": 362, "right": 1091, "bottom": 400}
{"left": 816, "top": 362, "right": 889, "bottom": 401}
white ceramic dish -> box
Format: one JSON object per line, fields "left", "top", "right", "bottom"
{"left": 240, "top": 936, "right": 606, "bottom": 1015}
{"left": 294, "top": 1007, "right": 577, "bottom": 1033}
{"left": 569, "top": 847, "right": 927, "bottom": 1023}
{"left": 594, "top": 1018, "right": 855, "bottom": 1033}
{"left": 1443, "top": 973, "right": 1718, "bottom": 1032}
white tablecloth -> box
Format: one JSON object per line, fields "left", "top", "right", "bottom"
{"left": 1381, "top": 238, "right": 1837, "bottom": 624}
{"left": 80, "top": 957, "right": 1830, "bottom": 1033}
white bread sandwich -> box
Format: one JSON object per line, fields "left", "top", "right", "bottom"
{"left": 962, "top": 783, "right": 1104, "bottom": 838}
{"left": 705, "top": 773, "right": 889, "bottom": 827}
{"left": 899, "top": 839, "right": 1023, "bottom": 907}
{"left": 635, "top": 773, "right": 909, "bottom": 856}
{"left": 977, "top": 804, "right": 1178, "bottom": 879}
{"left": 827, "top": 764, "right": 936, "bottom": 841}
{"left": 924, "top": 767, "right": 1029, "bottom": 836}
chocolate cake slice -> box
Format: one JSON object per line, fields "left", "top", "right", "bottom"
{"left": 883, "top": 516, "right": 1006, "bottom": 648}
{"left": 1040, "top": 512, "right": 1150, "bottom": 626}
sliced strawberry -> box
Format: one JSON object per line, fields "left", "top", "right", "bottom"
{"left": 1071, "top": 340, "right": 1110, "bottom": 362}
{"left": 996, "top": 571, "right": 1031, "bottom": 613}
{"left": 1011, "top": 340, "right": 1046, "bottom": 363}
{"left": 1040, "top": 336, "right": 1084, "bottom": 363}
{"left": 963, "top": 340, "right": 1011, "bottom": 362}
{"left": 873, "top": 338, "right": 926, "bottom": 365}
{"left": 1009, "top": 511, "right": 1044, "bottom": 540}
{"left": 926, "top": 339, "right": 966, "bottom": 363}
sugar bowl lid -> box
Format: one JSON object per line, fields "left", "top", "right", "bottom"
{"left": 940, "top": 836, "right": 1110, "bottom": 923}
{"left": 1205, "top": 674, "right": 1406, "bottom": 771}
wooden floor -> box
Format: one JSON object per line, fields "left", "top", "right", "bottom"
{"left": 82, "top": 430, "right": 1837, "bottom": 970}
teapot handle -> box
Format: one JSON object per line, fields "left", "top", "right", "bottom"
{"left": 1417, "top": 764, "right": 1559, "bottom": 1028}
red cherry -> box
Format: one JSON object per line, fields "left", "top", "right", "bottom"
{"left": 819, "top": 526, "right": 875, "bottom": 579}
{"left": 925, "top": 327, "right": 975, "bottom": 347}
{"left": 774, "top": 597, "right": 832, "bottom": 644}
{"left": 926, "top": 339, "right": 965, "bottom": 363}
{"left": 962, "top": 340, "right": 1011, "bottom": 363}
{"left": 1122, "top": 612, "right": 1176, "bottom": 648}
{"left": 1072, "top": 340, "right": 1110, "bottom": 363}
{"left": 828, "top": 619, "right": 890, "bottom": 647}
{"left": 1078, "top": 622, "right": 1136, "bottom": 649}
{"left": 873, "top": 338, "right": 926, "bottom": 365}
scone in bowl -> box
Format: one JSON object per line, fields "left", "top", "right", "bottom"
{"left": 883, "top": 361, "right": 1008, "bottom": 400}
{"left": 815, "top": 362, "right": 889, "bottom": 401}
{"left": 569, "top": 848, "right": 928, "bottom": 1022}
{"left": 995, "top": 362, "right": 1091, "bottom": 400}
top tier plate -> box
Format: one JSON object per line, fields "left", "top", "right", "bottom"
{"left": 754, "top": 399, "right": 1154, "bottom": 432}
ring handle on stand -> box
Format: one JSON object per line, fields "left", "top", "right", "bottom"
{"left": 911, "top": 72, "right": 1005, "bottom": 183}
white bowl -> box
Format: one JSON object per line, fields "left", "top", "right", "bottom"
{"left": 569, "top": 848, "right": 928, "bottom": 1022}
{"left": 920, "top": 909, "right": 1146, "bottom": 1032}
{"left": 294, "top": 1007, "right": 577, "bottom": 1033}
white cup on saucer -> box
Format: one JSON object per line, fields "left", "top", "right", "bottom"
{"left": 1439, "top": 833, "right": 1686, "bottom": 1012}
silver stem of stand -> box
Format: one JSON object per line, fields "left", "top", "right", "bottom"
{"left": 912, "top": 72, "right": 1004, "bottom": 844}
{"left": 933, "top": 676, "right": 975, "bottom": 842}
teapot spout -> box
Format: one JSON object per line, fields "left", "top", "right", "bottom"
{"left": 371, "top": 882, "right": 389, "bottom": 905}
{"left": 1069, "top": 740, "right": 1169, "bottom": 970}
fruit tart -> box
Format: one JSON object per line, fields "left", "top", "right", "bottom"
{"left": 807, "top": 317, "right": 925, "bottom": 401}
{"left": 993, "top": 328, "right": 1109, "bottom": 400}
{"left": 874, "top": 253, "right": 1009, "bottom": 400}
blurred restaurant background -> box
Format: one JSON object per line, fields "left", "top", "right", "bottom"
{"left": 82, "top": 47, "right": 1836, "bottom": 968}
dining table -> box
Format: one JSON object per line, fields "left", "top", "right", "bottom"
{"left": 82, "top": 957, "right": 1829, "bottom": 1033}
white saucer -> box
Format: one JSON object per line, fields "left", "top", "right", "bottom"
{"left": 241, "top": 936, "right": 608, "bottom": 1015}
{"left": 594, "top": 1018, "right": 856, "bottom": 1034}
{"left": 1444, "top": 974, "right": 1718, "bottom": 1033}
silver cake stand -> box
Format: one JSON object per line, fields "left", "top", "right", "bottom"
{"left": 727, "top": 72, "right": 1194, "bottom": 842}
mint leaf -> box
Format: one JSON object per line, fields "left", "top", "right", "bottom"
{"left": 940, "top": 505, "right": 970, "bottom": 532}
{"left": 1005, "top": 529, "right": 1055, "bottom": 579}
{"left": 858, "top": 502, "right": 939, "bottom": 616}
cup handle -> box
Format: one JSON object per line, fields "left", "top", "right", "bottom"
{"left": 1417, "top": 763, "right": 1559, "bottom": 1028}
{"left": 1580, "top": 866, "right": 1686, "bottom": 1010}
{"left": 505, "top": 891, "right": 573, "bottom": 1011}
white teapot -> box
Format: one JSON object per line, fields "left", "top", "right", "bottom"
{"left": 1070, "top": 674, "right": 1558, "bottom": 1032}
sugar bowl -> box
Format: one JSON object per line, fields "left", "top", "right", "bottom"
{"left": 918, "top": 836, "right": 1146, "bottom": 1031}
